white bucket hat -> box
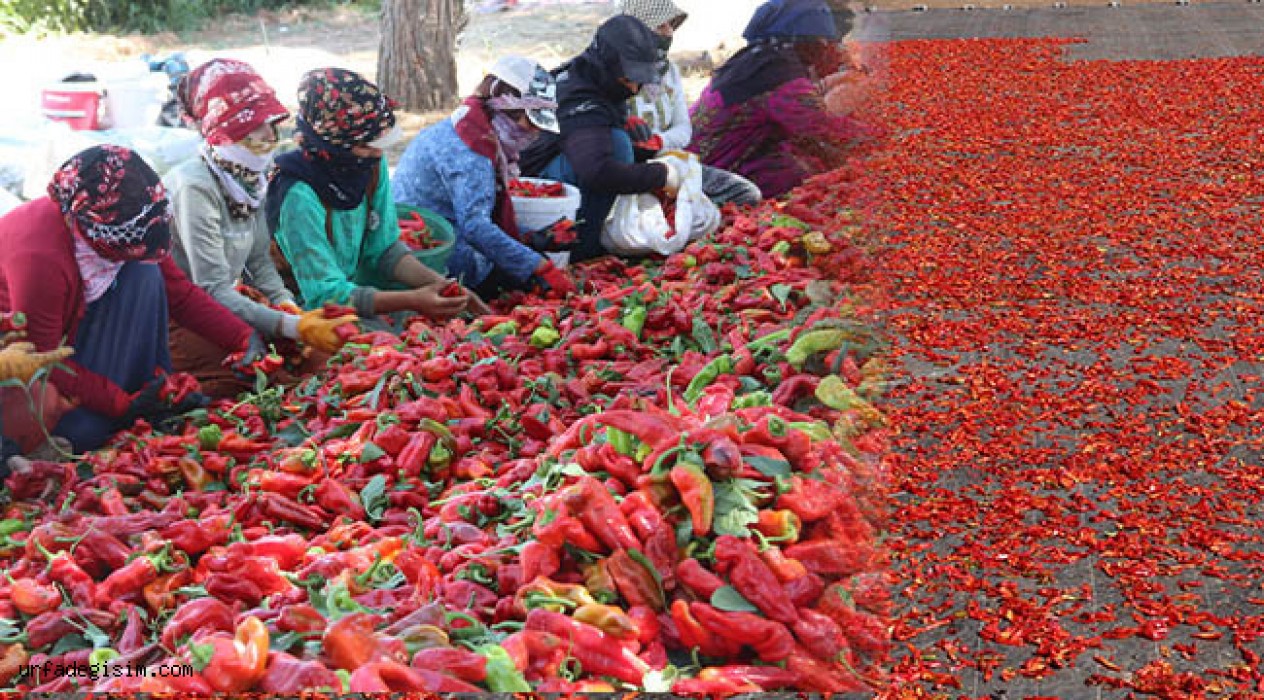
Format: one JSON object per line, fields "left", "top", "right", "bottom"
{"left": 488, "top": 55, "right": 559, "bottom": 133}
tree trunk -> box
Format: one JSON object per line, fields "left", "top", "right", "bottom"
{"left": 377, "top": 0, "right": 467, "bottom": 112}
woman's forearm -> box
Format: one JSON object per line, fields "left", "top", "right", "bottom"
{"left": 393, "top": 253, "right": 446, "bottom": 288}
{"left": 372, "top": 289, "right": 421, "bottom": 314}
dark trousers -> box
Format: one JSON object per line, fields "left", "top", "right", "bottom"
{"left": 54, "top": 262, "right": 171, "bottom": 452}
{"left": 539, "top": 128, "right": 634, "bottom": 262}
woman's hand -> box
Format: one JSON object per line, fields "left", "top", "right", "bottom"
{"left": 464, "top": 290, "right": 493, "bottom": 316}
{"left": 410, "top": 282, "right": 469, "bottom": 321}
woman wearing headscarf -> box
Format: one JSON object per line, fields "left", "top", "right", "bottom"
{"left": 618, "top": 0, "right": 763, "bottom": 207}
{"left": 266, "top": 68, "right": 485, "bottom": 328}
{"left": 520, "top": 15, "right": 685, "bottom": 262}
{"left": 393, "top": 56, "right": 576, "bottom": 298}
{"left": 166, "top": 59, "right": 356, "bottom": 398}
{"left": 689, "top": 0, "right": 869, "bottom": 198}
{"left": 0, "top": 145, "right": 259, "bottom": 452}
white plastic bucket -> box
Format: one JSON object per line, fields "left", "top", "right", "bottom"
{"left": 512, "top": 177, "right": 581, "bottom": 231}
{"left": 104, "top": 77, "right": 164, "bottom": 130}
{"left": 512, "top": 178, "right": 581, "bottom": 269}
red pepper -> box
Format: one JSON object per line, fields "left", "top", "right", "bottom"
{"left": 784, "top": 572, "right": 827, "bottom": 608}
{"left": 776, "top": 475, "right": 848, "bottom": 522}
{"left": 163, "top": 515, "right": 230, "bottom": 555}
{"left": 276, "top": 604, "right": 327, "bottom": 636}
{"left": 785, "top": 539, "right": 874, "bottom": 577}
{"left": 523, "top": 609, "right": 651, "bottom": 685}
{"left": 565, "top": 477, "right": 640, "bottom": 552}
{"left": 714, "top": 535, "right": 799, "bottom": 625}
{"left": 690, "top": 601, "right": 795, "bottom": 662}
{"left": 257, "top": 492, "right": 328, "bottom": 531}
{"left": 259, "top": 652, "right": 340, "bottom": 693}
{"left": 396, "top": 432, "right": 437, "bottom": 477}
{"left": 46, "top": 554, "right": 96, "bottom": 608}
{"left": 313, "top": 478, "right": 367, "bottom": 521}
{"left": 9, "top": 578, "right": 60, "bottom": 616}
{"left": 520, "top": 540, "right": 561, "bottom": 583}
{"left": 793, "top": 608, "right": 848, "bottom": 660}
{"left": 411, "top": 647, "right": 488, "bottom": 683}
{"left": 786, "top": 646, "right": 869, "bottom": 692}
{"left": 817, "top": 586, "right": 890, "bottom": 662}
{"left": 676, "top": 558, "right": 726, "bottom": 600}
{"left": 252, "top": 470, "right": 314, "bottom": 499}
{"left": 205, "top": 573, "right": 264, "bottom": 607}
{"left": 94, "top": 550, "right": 170, "bottom": 606}
{"left": 670, "top": 462, "right": 714, "bottom": 536}
{"left": 670, "top": 599, "right": 741, "bottom": 658}
{"left": 26, "top": 608, "right": 116, "bottom": 649}
{"left": 161, "top": 597, "right": 236, "bottom": 649}
{"left": 699, "top": 664, "right": 802, "bottom": 690}
{"left": 324, "top": 613, "right": 405, "bottom": 670}
{"left": 197, "top": 616, "right": 270, "bottom": 693}
{"left": 606, "top": 548, "right": 665, "bottom": 611}
{"left": 440, "top": 281, "right": 464, "bottom": 298}
{"left": 673, "top": 677, "right": 763, "bottom": 694}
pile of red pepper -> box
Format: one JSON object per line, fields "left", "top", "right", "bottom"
{"left": 398, "top": 211, "right": 442, "bottom": 251}
{"left": 508, "top": 178, "right": 567, "bottom": 198}
{"left": 0, "top": 174, "right": 890, "bottom": 693}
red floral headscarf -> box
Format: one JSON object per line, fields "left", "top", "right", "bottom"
{"left": 181, "top": 58, "right": 290, "bottom": 145}
{"left": 47, "top": 145, "right": 172, "bottom": 262}
{"left": 295, "top": 68, "right": 397, "bottom": 149}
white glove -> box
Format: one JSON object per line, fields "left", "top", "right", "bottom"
{"left": 653, "top": 159, "right": 682, "bottom": 196}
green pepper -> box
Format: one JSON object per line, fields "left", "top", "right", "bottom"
{"left": 0, "top": 519, "right": 29, "bottom": 537}
{"left": 747, "top": 328, "right": 791, "bottom": 351}
{"left": 488, "top": 321, "right": 519, "bottom": 336}
{"left": 786, "top": 329, "right": 851, "bottom": 368}
{"left": 816, "top": 375, "right": 884, "bottom": 426}
{"left": 683, "top": 355, "right": 734, "bottom": 403}
{"left": 198, "top": 424, "right": 223, "bottom": 451}
{"left": 530, "top": 325, "right": 561, "bottom": 348}
{"left": 478, "top": 645, "right": 532, "bottom": 691}
{"left": 607, "top": 427, "right": 636, "bottom": 457}
{"left": 816, "top": 375, "right": 874, "bottom": 412}
{"left": 732, "top": 391, "right": 772, "bottom": 409}
{"left": 788, "top": 420, "right": 833, "bottom": 442}
{"left": 89, "top": 647, "right": 119, "bottom": 669}
{"left": 621, "top": 305, "right": 647, "bottom": 338}
{"left": 429, "top": 442, "right": 453, "bottom": 469}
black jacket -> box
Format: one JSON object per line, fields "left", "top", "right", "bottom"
{"left": 521, "top": 16, "right": 667, "bottom": 194}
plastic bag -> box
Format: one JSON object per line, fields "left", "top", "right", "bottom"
{"left": 601, "top": 151, "right": 720, "bottom": 257}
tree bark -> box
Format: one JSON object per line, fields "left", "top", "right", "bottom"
{"left": 377, "top": 0, "right": 467, "bottom": 112}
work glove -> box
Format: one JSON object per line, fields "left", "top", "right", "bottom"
{"left": 297, "top": 309, "right": 359, "bottom": 354}
{"left": 528, "top": 219, "right": 579, "bottom": 253}
{"left": 531, "top": 260, "right": 577, "bottom": 298}
{"left": 124, "top": 377, "right": 209, "bottom": 430}
{"left": 625, "top": 116, "right": 664, "bottom": 162}
{"left": 651, "top": 158, "right": 683, "bottom": 196}
{"left": 229, "top": 332, "right": 269, "bottom": 380}
{"left": 0, "top": 342, "right": 74, "bottom": 384}
{"left": 625, "top": 115, "right": 654, "bottom": 144}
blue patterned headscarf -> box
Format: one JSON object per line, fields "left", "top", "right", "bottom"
{"left": 743, "top": 0, "right": 841, "bottom": 43}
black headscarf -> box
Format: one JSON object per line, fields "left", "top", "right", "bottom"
{"left": 265, "top": 69, "right": 395, "bottom": 232}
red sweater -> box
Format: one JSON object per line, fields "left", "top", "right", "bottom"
{"left": 0, "top": 197, "right": 253, "bottom": 417}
